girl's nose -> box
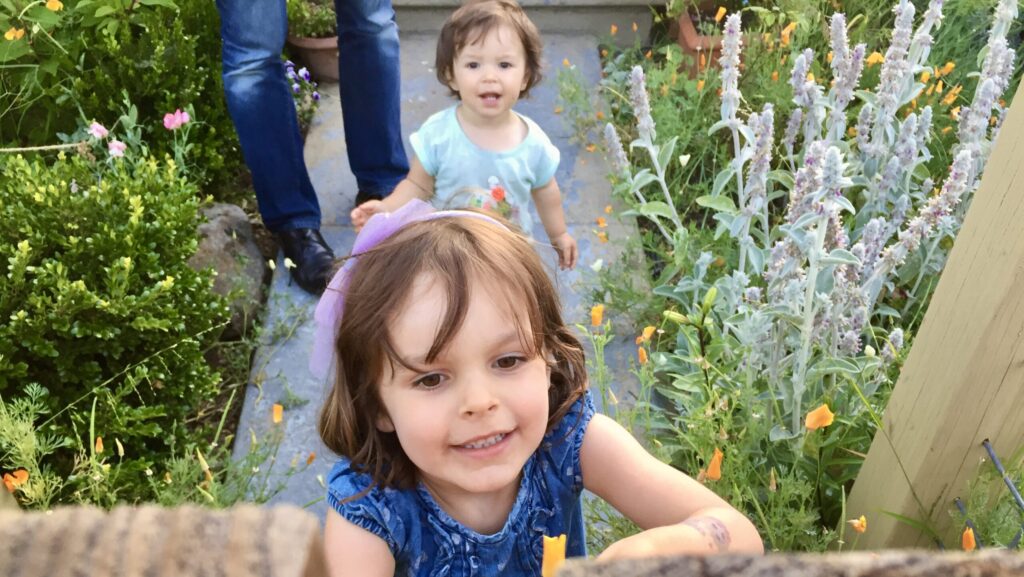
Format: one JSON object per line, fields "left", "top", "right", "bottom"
{"left": 460, "top": 380, "right": 499, "bottom": 416}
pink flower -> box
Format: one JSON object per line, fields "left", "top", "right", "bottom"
{"left": 108, "top": 139, "right": 127, "bottom": 158}
{"left": 88, "top": 122, "right": 109, "bottom": 139}
{"left": 163, "top": 108, "right": 191, "bottom": 130}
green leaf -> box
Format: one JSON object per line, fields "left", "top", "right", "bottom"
{"left": 695, "top": 194, "right": 738, "bottom": 214}
{"left": 656, "top": 136, "right": 678, "bottom": 173}
{"left": 819, "top": 248, "right": 862, "bottom": 267}
{"left": 808, "top": 357, "right": 861, "bottom": 377}
{"left": 879, "top": 510, "right": 943, "bottom": 543}
{"left": 637, "top": 201, "right": 678, "bottom": 221}
{"left": 138, "top": 0, "right": 178, "bottom": 7}
{"left": 94, "top": 5, "right": 117, "bottom": 17}
{"left": 0, "top": 40, "right": 32, "bottom": 62}
{"left": 711, "top": 166, "right": 735, "bottom": 197}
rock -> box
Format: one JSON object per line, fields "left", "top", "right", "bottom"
{"left": 189, "top": 203, "right": 267, "bottom": 340}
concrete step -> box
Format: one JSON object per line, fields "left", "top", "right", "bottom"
{"left": 233, "top": 32, "right": 647, "bottom": 519}
{"left": 393, "top": 0, "right": 657, "bottom": 42}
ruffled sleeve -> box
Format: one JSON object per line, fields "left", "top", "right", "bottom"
{"left": 537, "top": 390, "right": 595, "bottom": 495}
{"left": 326, "top": 459, "right": 407, "bottom": 556}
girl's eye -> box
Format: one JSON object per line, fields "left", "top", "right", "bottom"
{"left": 500, "top": 62, "right": 513, "bottom": 69}
{"left": 466, "top": 62, "right": 479, "bottom": 69}
{"left": 495, "top": 356, "right": 524, "bottom": 370}
{"left": 415, "top": 373, "right": 443, "bottom": 389}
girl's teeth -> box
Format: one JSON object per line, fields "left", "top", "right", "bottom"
{"left": 463, "top": 433, "right": 506, "bottom": 449}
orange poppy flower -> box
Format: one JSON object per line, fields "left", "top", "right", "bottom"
{"left": 847, "top": 515, "right": 867, "bottom": 533}
{"left": 4, "top": 27, "right": 25, "bottom": 41}
{"left": 307, "top": 452, "right": 317, "bottom": 465}
{"left": 596, "top": 216, "right": 607, "bottom": 228}
{"left": 637, "top": 346, "right": 648, "bottom": 365}
{"left": 596, "top": 231, "right": 608, "bottom": 243}
{"left": 542, "top": 534, "right": 567, "bottom": 577}
{"left": 562, "top": 58, "right": 570, "bottom": 67}
{"left": 635, "top": 325, "right": 656, "bottom": 344}
{"left": 706, "top": 447, "right": 723, "bottom": 481}
{"left": 3, "top": 469, "right": 28, "bottom": 493}
{"left": 272, "top": 403, "right": 284, "bottom": 424}
{"left": 714, "top": 7, "right": 726, "bottom": 23}
{"left": 95, "top": 436, "right": 104, "bottom": 454}
{"left": 610, "top": 24, "right": 618, "bottom": 36}
{"left": 590, "top": 304, "right": 605, "bottom": 327}
{"left": 939, "top": 61, "right": 955, "bottom": 76}
{"left": 865, "top": 52, "right": 885, "bottom": 66}
{"left": 805, "top": 404, "right": 835, "bottom": 430}
{"left": 697, "top": 79, "right": 705, "bottom": 92}
{"left": 771, "top": 70, "right": 779, "bottom": 82}
{"left": 962, "top": 527, "right": 976, "bottom": 551}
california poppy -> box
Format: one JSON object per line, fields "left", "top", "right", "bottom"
{"left": 805, "top": 404, "right": 835, "bottom": 430}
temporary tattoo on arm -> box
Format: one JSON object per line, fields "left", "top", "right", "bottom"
{"left": 681, "top": 517, "right": 732, "bottom": 552}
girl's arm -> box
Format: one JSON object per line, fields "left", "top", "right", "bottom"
{"left": 581, "top": 414, "right": 764, "bottom": 559}
{"left": 531, "top": 178, "right": 577, "bottom": 270}
{"left": 350, "top": 155, "right": 435, "bottom": 228}
{"left": 324, "top": 509, "right": 396, "bottom": 577}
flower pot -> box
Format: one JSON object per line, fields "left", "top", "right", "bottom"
{"left": 673, "top": 10, "right": 723, "bottom": 79}
{"left": 286, "top": 35, "right": 339, "bottom": 82}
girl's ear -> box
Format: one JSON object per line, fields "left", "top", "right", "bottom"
{"left": 376, "top": 413, "right": 395, "bottom": 433}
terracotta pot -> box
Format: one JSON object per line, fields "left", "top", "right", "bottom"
{"left": 674, "top": 11, "right": 723, "bottom": 79}
{"left": 286, "top": 35, "right": 339, "bottom": 82}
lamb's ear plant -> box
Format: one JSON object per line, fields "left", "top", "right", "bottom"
{"left": 599, "top": 0, "right": 1018, "bottom": 546}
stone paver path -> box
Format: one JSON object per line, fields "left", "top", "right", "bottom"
{"left": 233, "top": 32, "right": 644, "bottom": 519}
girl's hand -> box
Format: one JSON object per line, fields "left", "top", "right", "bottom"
{"left": 597, "top": 521, "right": 727, "bottom": 561}
{"left": 351, "top": 200, "right": 384, "bottom": 230}
{"left": 551, "top": 231, "right": 577, "bottom": 270}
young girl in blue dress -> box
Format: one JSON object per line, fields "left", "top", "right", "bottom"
{"left": 349, "top": 0, "right": 578, "bottom": 270}
{"left": 313, "top": 200, "right": 763, "bottom": 576}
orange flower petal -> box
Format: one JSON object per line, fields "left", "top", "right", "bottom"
{"left": 604, "top": 204, "right": 612, "bottom": 214}
{"left": 962, "top": 527, "right": 976, "bottom": 551}
{"left": 847, "top": 515, "right": 867, "bottom": 533}
{"left": 610, "top": 24, "right": 618, "bottom": 35}
{"left": 706, "top": 447, "right": 723, "bottom": 480}
{"left": 714, "top": 6, "right": 726, "bottom": 23}
{"left": 696, "top": 79, "right": 705, "bottom": 92}
{"left": 306, "top": 452, "right": 316, "bottom": 465}
{"left": 590, "top": 304, "right": 605, "bottom": 327}
{"left": 95, "top": 436, "right": 104, "bottom": 454}
{"left": 585, "top": 143, "right": 597, "bottom": 153}
{"left": 596, "top": 216, "right": 607, "bottom": 228}
{"left": 637, "top": 346, "right": 648, "bottom": 365}
{"left": 562, "top": 58, "right": 570, "bottom": 67}
{"left": 631, "top": 22, "right": 638, "bottom": 33}
{"left": 542, "top": 534, "right": 567, "bottom": 577}
{"left": 805, "top": 404, "right": 835, "bottom": 430}
{"left": 272, "top": 403, "right": 284, "bottom": 424}
{"left": 3, "top": 475, "right": 14, "bottom": 493}
{"left": 596, "top": 231, "right": 608, "bottom": 243}
{"left": 771, "top": 70, "right": 779, "bottom": 82}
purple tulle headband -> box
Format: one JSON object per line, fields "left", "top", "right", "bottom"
{"left": 309, "top": 199, "right": 508, "bottom": 379}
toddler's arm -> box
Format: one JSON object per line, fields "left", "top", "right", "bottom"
{"left": 350, "top": 155, "right": 435, "bottom": 229}
{"left": 581, "top": 414, "right": 764, "bottom": 559}
{"left": 531, "top": 178, "right": 577, "bottom": 270}
{"left": 324, "top": 508, "right": 396, "bottom": 577}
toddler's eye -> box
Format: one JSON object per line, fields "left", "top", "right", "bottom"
{"left": 415, "top": 374, "right": 443, "bottom": 389}
{"left": 500, "top": 62, "right": 513, "bottom": 69}
{"left": 495, "top": 355, "right": 524, "bottom": 369}
{"left": 466, "top": 62, "right": 479, "bottom": 69}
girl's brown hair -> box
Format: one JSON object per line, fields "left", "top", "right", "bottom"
{"left": 435, "top": 0, "right": 544, "bottom": 99}
{"left": 317, "top": 215, "right": 587, "bottom": 489}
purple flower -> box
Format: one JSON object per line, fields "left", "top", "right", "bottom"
{"left": 292, "top": 83, "right": 300, "bottom": 93}
{"left": 298, "top": 67, "right": 311, "bottom": 82}
{"left": 628, "top": 66, "right": 655, "bottom": 142}
{"left": 312, "top": 91, "right": 321, "bottom": 101}
{"left": 603, "top": 123, "right": 629, "bottom": 175}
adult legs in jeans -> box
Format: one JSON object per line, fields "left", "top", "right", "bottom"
{"left": 336, "top": 0, "right": 410, "bottom": 201}
{"left": 217, "top": 0, "right": 335, "bottom": 294}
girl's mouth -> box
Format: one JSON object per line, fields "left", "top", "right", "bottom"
{"left": 479, "top": 93, "right": 501, "bottom": 105}
{"left": 460, "top": 432, "right": 508, "bottom": 449}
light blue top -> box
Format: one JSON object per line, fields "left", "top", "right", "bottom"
{"left": 409, "top": 106, "right": 561, "bottom": 236}
{"left": 327, "top": 391, "right": 595, "bottom": 577}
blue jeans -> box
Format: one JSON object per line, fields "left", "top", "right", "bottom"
{"left": 217, "top": 0, "right": 409, "bottom": 232}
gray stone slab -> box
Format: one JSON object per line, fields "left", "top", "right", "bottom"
{"left": 235, "top": 31, "right": 647, "bottom": 520}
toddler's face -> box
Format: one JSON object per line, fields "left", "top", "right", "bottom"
{"left": 375, "top": 272, "right": 549, "bottom": 505}
{"left": 449, "top": 23, "right": 529, "bottom": 121}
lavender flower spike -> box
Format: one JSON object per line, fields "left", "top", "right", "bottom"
{"left": 628, "top": 66, "right": 656, "bottom": 143}
{"left": 603, "top": 123, "right": 630, "bottom": 175}
{"left": 719, "top": 13, "right": 743, "bottom": 123}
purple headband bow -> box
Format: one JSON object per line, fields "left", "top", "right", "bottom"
{"left": 310, "top": 199, "right": 508, "bottom": 379}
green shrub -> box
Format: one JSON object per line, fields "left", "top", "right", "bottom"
{"left": 1, "top": 0, "right": 242, "bottom": 191}
{"left": 0, "top": 147, "right": 230, "bottom": 501}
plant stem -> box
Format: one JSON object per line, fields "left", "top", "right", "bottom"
{"left": 791, "top": 215, "right": 828, "bottom": 433}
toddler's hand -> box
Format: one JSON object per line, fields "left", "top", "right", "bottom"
{"left": 551, "top": 232, "right": 578, "bottom": 270}
{"left": 350, "top": 200, "right": 384, "bottom": 230}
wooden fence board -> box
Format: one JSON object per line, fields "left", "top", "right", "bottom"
{"left": 846, "top": 81, "right": 1024, "bottom": 549}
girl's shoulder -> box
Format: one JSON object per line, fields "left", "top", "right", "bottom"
{"left": 326, "top": 459, "right": 418, "bottom": 555}
{"left": 418, "top": 105, "right": 460, "bottom": 134}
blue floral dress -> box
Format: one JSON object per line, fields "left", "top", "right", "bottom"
{"left": 326, "top": 391, "right": 596, "bottom": 577}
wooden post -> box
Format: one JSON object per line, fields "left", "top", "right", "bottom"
{"left": 846, "top": 81, "right": 1024, "bottom": 548}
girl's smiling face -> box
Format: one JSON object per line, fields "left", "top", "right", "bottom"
{"left": 375, "top": 272, "right": 550, "bottom": 508}
{"left": 448, "top": 23, "right": 529, "bottom": 122}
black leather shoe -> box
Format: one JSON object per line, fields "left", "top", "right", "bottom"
{"left": 277, "top": 228, "right": 336, "bottom": 295}
{"left": 354, "top": 190, "right": 383, "bottom": 206}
